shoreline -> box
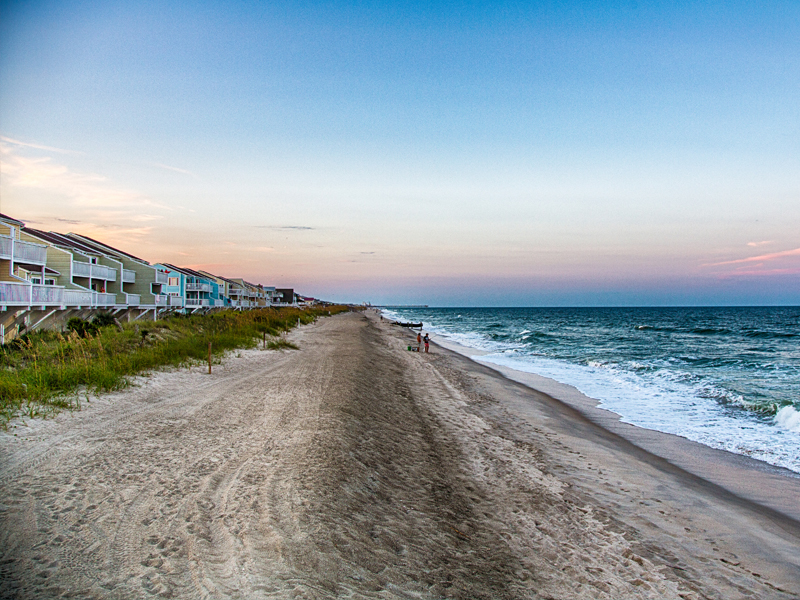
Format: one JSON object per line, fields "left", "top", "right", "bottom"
{"left": 429, "top": 332, "right": 800, "bottom": 524}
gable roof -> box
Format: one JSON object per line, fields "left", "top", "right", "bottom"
{"left": 66, "top": 233, "right": 149, "bottom": 264}
{"left": 0, "top": 213, "right": 25, "bottom": 226}
{"left": 159, "top": 263, "right": 216, "bottom": 280}
{"left": 22, "top": 227, "right": 104, "bottom": 256}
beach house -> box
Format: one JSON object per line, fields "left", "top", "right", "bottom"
{"left": 156, "top": 264, "right": 224, "bottom": 313}
{"left": 65, "top": 233, "right": 168, "bottom": 313}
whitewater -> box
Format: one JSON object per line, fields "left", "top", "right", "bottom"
{"left": 383, "top": 307, "right": 800, "bottom": 475}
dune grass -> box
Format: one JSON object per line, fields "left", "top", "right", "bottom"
{"left": 0, "top": 305, "right": 349, "bottom": 425}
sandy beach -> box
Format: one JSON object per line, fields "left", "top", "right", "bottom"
{"left": 1, "top": 311, "right": 798, "bottom": 599}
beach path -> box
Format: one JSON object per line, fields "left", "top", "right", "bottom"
{"left": 0, "top": 312, "right": 797, "bottom": 599}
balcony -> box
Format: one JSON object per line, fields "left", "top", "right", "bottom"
{"left": 168, "top": 295, "right": 184, "bottom": 307}
{"left": 0, "top": 282, "right": 64, "bottom": 306}
{"left": 125, "top": 293, "right": 141, "bottom": 306}
{"left": 122, "top": 269, "right": 136, "bottom": 283}
{"left": 92, "top": 292, "right": 117, "bottom": 307}
{"left": 155, "top": 270, "right": 168, "bottom": 284}
{"left": 186, "top": 282, "right": 211, "bottom": 292}
{"left": 214, "top": 299, "right": 224, "bottom": 307}
{"left": 72, "top": 261, "right": 91, "bottom": 277}
{"left": 0, "top": 235, "right": 12, "bottom": 259}
{"left": 14, "top": 239, "right": 48, "bottom": 265}
{"left": 63, "top": 289, "right": 93, "bottom": 306}
{"left": 0, "top": 282, "right": 33, "bottom": 304}
{"left": 72, "top": 261, "right": 117, "bottom": 281}
{"left": 94, "top": 264, "right": 117, "bottom": 281}
{"left": 154, "top": 295, "right": 167, "bottom": 307}
{"left": 186, "top": 298, "right": 210, "bottom": 307}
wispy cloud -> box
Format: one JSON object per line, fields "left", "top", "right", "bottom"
{"left": 148, "top": 162, "right": 198, "bottom": 178}
{"left": 0, "top": 135, "right": 83, "bottom": 156}
{"left": 747, "top": 240, "right": 773, "bottom": 247}
{"left": 706, "top": 247, "right": 800, "bottom": 267}
{"left": 252, "top": 225, "right": 315, "bottom": 231}
{"left": 0, "top": 140, "right": 166, "bottom": 244}
{"left": 2, "top": 144, "right": 146, "bottom": 208}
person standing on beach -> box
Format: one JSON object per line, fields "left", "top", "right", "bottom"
{"left": 423, "top": 333, "right": 430, "bottom": 353}
{"left": 417, "top": 331, "right": 422, "bottom": 352}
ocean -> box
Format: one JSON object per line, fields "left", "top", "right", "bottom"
{"left": 381, "top": 307, "right": 800, "bottom": 475}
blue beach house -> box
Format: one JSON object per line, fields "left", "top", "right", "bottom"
{"left": 156, "top": 264, "right": 225, "bottom": 312}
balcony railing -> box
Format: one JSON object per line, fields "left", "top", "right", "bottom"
{"left": 0, "top": 282, "right": 33, "bottom": 304}
{"left": 125, "top": 293, "right": 141, "bottom": 306}
{"left": 94, "top": 264, "right": 117, "bottom": 281}
{"left": 122, "top": 269, "right": 136, "bottom": 283}
{"left": 14, "top": 240, "right": 48, "bottom": 265}
{"left": 214, "top": 299, "right": 224, "bottom": 307}
{"left": 0, "top": 282, "right": 65, "bottom": 306}
{"left": 186, "top": 298, "right": 210, "bottom": 307}
{"left": 168, "top": 296, "right": 184, "bottom": 307}
{"left": 92, "top": 292, "right": 117, "bottom": 306}
{"left": 154, "top": 295, "right": 167, "bottom": 307}
{"left": 0, "top": 235, "right": 12, "bottom": 259}
{"left": 155, "top": 271, "right": 168, "bottom": 284}
{"left": 63, "top": 289, "right": 93, "bottom": 306}
{"left": 72, "top": 261, "right": 117, "bottom": 281}
{"left": 72, "top": 261, "right": 91, "bottom": 277}
{"left": 186, "top": 282, "right": 211, "bottom": 292}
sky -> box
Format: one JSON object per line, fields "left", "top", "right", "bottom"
{"left": 1, "top": 0, "right": 798, "bottom": 306}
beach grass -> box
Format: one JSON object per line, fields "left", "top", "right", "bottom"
{"left": 0, "top": 305, "right": 348, "bottom": 425}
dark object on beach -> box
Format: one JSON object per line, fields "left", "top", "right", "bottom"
{"left": 396, "top": 322, "right": 423, "bottom": 328}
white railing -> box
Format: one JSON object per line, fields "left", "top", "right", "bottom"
{"left": 0, "top": 282, "right": 33, "bottom": 304}
{"left": 0, "top": 235, "right": 12, "bottom": 259}
{"left": 186, "top": 283, "right": 211, "bottom": 292}
{"left": 32, "top": 285, "right": 63, "bottom": 304}
{"left": 72, "top": 261, "right": 117, "bottom": 281}
{"left": 169, "top": 296, "right": 184, "bottom": 307}
{"left": 92, "top": 292, "right": 117, "bottom": 306}
{"left": 155, "top": 271, "right": 168, "bottom": 284}
{"left": 186, "top": 298, "right": 210, "bottom": 307}
{"left": 14, "top": 239, "right": 48, "bottom": 265}
{"left": 0, "top": 282, "right": 65, "bottom": 305}
{"left": 63, "top": 289, "right": 93, "bottom": 306}
{"left": 93, "top": 264, "right": 117, "bottom": 281}
{"left": 154, "top": 295, "right": 167, "bottom": 306}
{"left": 214, "top": 299, "right": 224, "bottom": 307}
{"left": 72, "top": 261, "right": 91, "bottom": 277}
{"left": 125, "top": 293, "right": 141, "bottom": 306}
{"left": 122, "top": 269, "right": 136, "bottom": 283}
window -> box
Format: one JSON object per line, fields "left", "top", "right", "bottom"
{"left": 31, "top": 276, "right": 41, "bottom": 284}
{"left": 168, "top": 277, "right": 179, "bottom": 286}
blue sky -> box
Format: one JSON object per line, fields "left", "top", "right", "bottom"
{"left": 1, "top": 1, "right": 798, "bottom": 305}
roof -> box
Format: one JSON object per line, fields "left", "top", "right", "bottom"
{"left": 159, "top": 263, "right": 216, "bottom": 281}
{"left": 23, "top": 227, "right": 105, "bottom": 257}
{"left": 0, "top": 213, "right": 25, "bottom": 225}
{"left": 198, "top": 271, "right": 243, "bottom": 287}
{"left": 66, "top": 233, "right": 149, "bottom": 264}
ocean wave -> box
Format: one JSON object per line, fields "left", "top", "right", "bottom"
{"left": 775, "top": 406, "right": 800, "bottom": 433}
{"left": 689, "top": 327, "right": 731, "bottom": 335}
{"left": 744, "top": 330, "right": 798, "bottom": 339}
{"left": 386, "top": 307, "right": 800, "bottom": 474}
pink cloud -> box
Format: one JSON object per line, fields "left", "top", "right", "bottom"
{"left": 707, "top": 247, "right": 800, "bottom": 267}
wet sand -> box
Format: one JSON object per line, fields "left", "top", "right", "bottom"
{"left": 0, "top": 311, "right": 798, "bottom": 599}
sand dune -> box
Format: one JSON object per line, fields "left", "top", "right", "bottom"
{"left": 0, "top": 312, "right": 797, "bottom": 599}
